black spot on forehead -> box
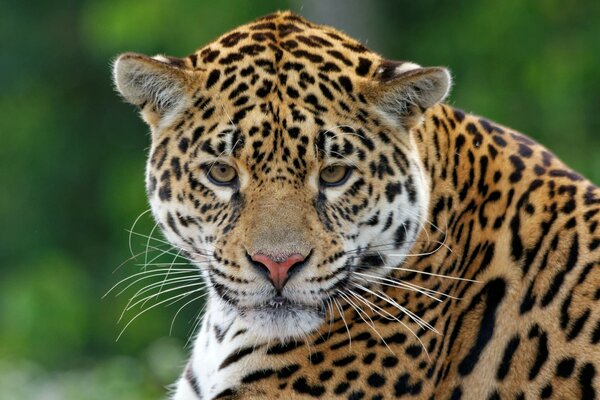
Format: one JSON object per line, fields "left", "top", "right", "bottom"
{"left": 220, "top": 31, "right": 249, "bottom": 47}
{"left": 250, "top": 22, "right": 277, "bottom": 31}
{"left": 278, "top": 23, "right": 303, "bottom": 38}
{"left": 355, "top": 57, "right": 372, "bottom": 76}
{"left": 182, "top": 11, "right": 388, "bottom": 175}
{"left": 192, "top": 11, "right": 380, "bottom": 83}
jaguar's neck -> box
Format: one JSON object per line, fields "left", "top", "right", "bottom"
{"left": 173, "top": 297, "right": 255, "bottom": 399}
{"left": 406, "top": 104, "right": 546, "bottom": 282}
{"left": 403, "top": 101, "right": 594, "bottom": 289}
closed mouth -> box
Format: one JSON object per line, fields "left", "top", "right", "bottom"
{"left": 260, "top": 297, "right": 313, "bottom": 312}
{"left": 239, "top": 295, "right": 323, "bottom": 316}
{"left": 267, "top": 295, "right": 290, "bottom": 308}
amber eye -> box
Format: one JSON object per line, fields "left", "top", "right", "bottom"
{"left": 205, "top": 163, "right": 238, "bottom": 186}
{"left": 320, "top": 165, "right": 351, "bottom": 186}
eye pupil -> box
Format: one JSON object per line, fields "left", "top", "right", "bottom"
{"left": 320, "top": 165, "right": 350, "bottom": 186}
{"left": 206, "top": 163, "right": 237, "bottom": 185}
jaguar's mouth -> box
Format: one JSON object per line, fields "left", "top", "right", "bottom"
{"left": 235, "top": 295, "right": 326, "bottom": 340}
{"left": 266, "top": 294, "right": 291, "bottom": 308}
{"left": 240, "top": 294, "right": 323, "bottom": 314}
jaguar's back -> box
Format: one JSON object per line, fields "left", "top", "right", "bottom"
{"left": 113, "top": 11, "right": 600, "bottom": 399}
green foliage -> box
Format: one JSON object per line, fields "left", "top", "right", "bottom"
{"left": 0, "top": 251, "right": 90, "bottom": 365}
{"left": 1, "top": 0, "right": 599, "bottom": 397}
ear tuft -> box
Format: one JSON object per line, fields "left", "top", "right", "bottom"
{"left": 370, "top": 61, "right": 452, "bottom": 128}
{"left": 112, "top": 52, "right": 191, "bottom": 114}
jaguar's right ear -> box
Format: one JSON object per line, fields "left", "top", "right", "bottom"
{"left": 364, "top": 61, "right": 451, "bottom": 131}
{"left": 113, "top": 52, "right": 196, "bottom": 128}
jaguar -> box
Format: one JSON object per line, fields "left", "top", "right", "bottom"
{"left": 112, "top": 11, "right": 600, "bottom": 399}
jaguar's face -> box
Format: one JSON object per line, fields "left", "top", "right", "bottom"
{"left": 113, "top": 13, "right": 450, "bottom": 341}
{"left": 145, "top": 97, "right": 430, "bottom": 340}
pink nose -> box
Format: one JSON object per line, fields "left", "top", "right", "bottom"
{"left": 251, "top": 253, "right": 306, "bottom": 290}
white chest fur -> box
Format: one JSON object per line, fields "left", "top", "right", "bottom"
{"left": 171, "top": 299, "right": 270, "bottom": 400}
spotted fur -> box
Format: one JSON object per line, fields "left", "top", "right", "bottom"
{"left": 113, "top": 11, "right": 600, "bottom": 400}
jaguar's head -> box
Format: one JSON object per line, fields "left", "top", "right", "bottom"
{"left": 113, "top": 12, "right": 450, "bottom": 341}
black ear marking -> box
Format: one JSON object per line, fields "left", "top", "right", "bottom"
{"left": 375, "top": 60, "right": 417, "bottom": 81}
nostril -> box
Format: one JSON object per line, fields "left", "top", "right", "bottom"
{"left": 246, "top": 252, "right": 270, "bottom": 277}
{"left": 246, "top": 251, "right": 311, "bottom": 290}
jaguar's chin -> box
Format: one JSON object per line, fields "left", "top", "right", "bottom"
{"left": 238, "top": 296, "right": 325, "bottom": 341}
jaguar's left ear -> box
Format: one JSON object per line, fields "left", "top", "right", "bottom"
{"left": 365, "top": 61, "right": 452, "bottom": 129}
{"left": 113, "top": 52, "right": 197, "bottom": 129}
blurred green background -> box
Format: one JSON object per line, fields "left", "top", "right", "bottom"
{"left": 1, "top": 0, "right": 599, "bottom": 398}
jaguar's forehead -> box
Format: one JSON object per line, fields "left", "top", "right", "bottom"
{"left": 188, "top": 11, "right": 382, "bottom": 81}
{"left": 168, "top": 12, "right": 394, "bottom": 179}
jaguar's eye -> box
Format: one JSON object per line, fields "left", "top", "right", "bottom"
{"left": 205, "top": 163, "right": 238, "bottom": 186}
{"left": 320, "top": 165, "right": 351, "bottom": 186}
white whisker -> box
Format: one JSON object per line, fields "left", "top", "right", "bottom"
{"left": 105, "top": 268, "right": 202, "bottom": 298}
{"left": 117, "top": 288, "right": 208, "bottom": 341}
{"left": 127, "top": 275, "right": 204, "bottom": 302}
{"left": 125, "top": 281, "right": 208, "bottom": 313}
{"left": 332, "top": 297, "right": 351, "bottom": 349}
{"left": 348, "top": 286, "right": 431, "bottom": 360}
{"left": 336, "top": 290, "right": 394, "bottom": 354}
{"left": 127, "top": 208, "right": 153, "bottom": 258}
{"left": 170, "top": 292, "right": 207, "bottom": 335}
{"left": 380, "top": 266, "right": 478, "bottom": 283}
{"left": 353, "top": 271, "right": 461, "bottom": 300}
